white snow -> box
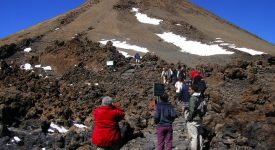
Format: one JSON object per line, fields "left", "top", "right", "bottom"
{"left": 156, "top": 32, "right": 234, "bottom": 56}
{"left": 176, "top": 24, "right": 182, "bottom": 26}
{"left": 74, "top": 123, "right": 88, "bottom": 129}
{"left": 48, "top": 129, "right": 54, "bottom": 133}
{"left": 214, "top": 40, "right": 224, "bottom": 43}
{"left": 94, "top": 83, "right": 99, "bottom": 86}
{"left": 233, "top": 47, "right": 264, "bottom": 55}
{"left": 35, "top": 64, "right": 41, "bottom": 68}
{"left": 42, "top": 66, "right": 52, "bottom": 71}
{"left": 219, "top": 43, "right": 230, "bottom": 46}
{"left": 99, "top": 39, "right": 149, "bottom": 53}
{"left": 24, "top": 47, "right": 32, "bottom": 52}
{"left": 50, "top": 122, "right": 68, "bottom": 133}
{"left": 118, "top": 50, "right": 131, "bottom": 57}
{"left": 132, "top": 8, "right": 139, "bottom": 12}
{"left": 20, "top": 63, "right": 33, "bottom": 70}
{"left": 213, "top": 38, "right": 264, "bottom": 55}
{"left": 131, "top": 8, "right": 162, "bottom": 25}
{"left": 13, "top": 136, "right": 21, "bottom": 142}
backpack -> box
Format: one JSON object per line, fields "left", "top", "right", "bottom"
{"left": 195, "top": 96, "right": 207, "bottom": 117}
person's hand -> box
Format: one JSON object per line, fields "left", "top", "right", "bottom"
{"left": 124, "top": 113, "right": 130, "bottom": 120}
{"left": 113, "top": 103, "right": 121, "bottom": 108}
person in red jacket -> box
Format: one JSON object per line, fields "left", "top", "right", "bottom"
{"left": 91, "top": 96, "right": 125, "bottom": 150}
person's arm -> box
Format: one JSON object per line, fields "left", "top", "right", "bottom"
{"left": 154, "top": 105, "right": 160, "bottom": 124}
{"left": 114, "top": 105, "right": 125, "bottom": 122}
{"left": 187, "top": 96, "right": 197, "bottom": 121}
{"left": 170, "top": 106, "right": 178, "bottom": 122}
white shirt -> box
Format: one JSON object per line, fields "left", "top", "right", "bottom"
{"left": 175, "top": 81, "right": 183, "bottom": 93}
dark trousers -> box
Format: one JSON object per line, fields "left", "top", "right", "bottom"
{"left": 157, "top": 126, "right": 173, "bottom": 150}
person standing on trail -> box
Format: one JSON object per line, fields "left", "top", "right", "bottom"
{"left": 91, "top": 96, "right": 125, "bottom": 150}
{"left": 176, "top": 65, "right": 184, "bottom": 81}
{"left": 134, "top": 52, "right": 141, "bottom": 64}
{"left": 186, "top": 85, "right": 203, "bottom": 150}
{"left": 175, "top": 78, "right": 183, "bottom": 103}
{"left": 154, "top": 93, "right": 178, "bottom": 150}
{"left": 161, "top": 68, "right": 169, "bottom": 84}
{"left": 182, "top": 80, "right": 191, "bottom": 113}
{"left": 193, "top": 75, "right": 206, "bottom": 98}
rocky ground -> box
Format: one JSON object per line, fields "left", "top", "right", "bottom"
{"left": 0, "top": 36, "right": 275, "bottom": 150}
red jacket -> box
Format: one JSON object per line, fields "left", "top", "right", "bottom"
{"left": 191, "top": 70, "right": 198, "bottom": 79}
{"left": 191, "top": 70, "right": 204, "bottom": 79}
{"left": 91, "top": 105, "right": 125, "bottom": 147}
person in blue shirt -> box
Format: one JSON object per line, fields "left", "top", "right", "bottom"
{"left": 154, "top": 93, "right": 178, "bottom": 150}
{"left": 134, "top": 52, "right": 141, "bottom": 64}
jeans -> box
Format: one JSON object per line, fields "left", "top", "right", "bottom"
{"left": 187, "top": 121, "right": 203, "bottom": 150}
{"left": 157, "top": 126, "right": 173, "bottom": 150}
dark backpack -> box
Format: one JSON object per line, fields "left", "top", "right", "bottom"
{"left": 195, "top": 96, "right": 207, "bottom": 117}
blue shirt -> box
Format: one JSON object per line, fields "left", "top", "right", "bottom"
{"left": 154, "top": 101, "right": 177, "bottom": 127}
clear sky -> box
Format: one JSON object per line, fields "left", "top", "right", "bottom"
{"left": 191, "top": 0, "right": 275, "bottom": 45}
{"left": 0, "top": 0, "right": 85, "bottom": 39}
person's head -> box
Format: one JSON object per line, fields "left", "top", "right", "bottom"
{"left": 193, "top": 75, "right": 202, "bottom": 84}
{"left": 102, "top": 96, "right": 113, "bottom": 106}
{"left": 189, "top": 84, "right": 199, "bottom": 94}
{"left": 160, "top": 93, "right": 169, "bottom": 102}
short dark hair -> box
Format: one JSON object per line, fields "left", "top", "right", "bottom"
{"left": 191, "top": 84, "right": 199, "bottom": 92}
{"left": 160, "top": 93, "right": 169, "bottom": 102}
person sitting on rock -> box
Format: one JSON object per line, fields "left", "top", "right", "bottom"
{"left": 91, "top": 96, "right": 125, "bottom": 150}
{"left": 154, "top": 93, "right": 178, "bottom": 150}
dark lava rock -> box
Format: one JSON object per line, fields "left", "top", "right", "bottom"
{"left": 0, "top": 44, "right": 20, "bottom": 59}
{"left": 0, "top": 124, "right": 11, "bottom": 137}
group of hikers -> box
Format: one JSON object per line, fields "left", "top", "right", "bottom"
{"left": 90, "top": 64, "right": 207, "bottom": 150}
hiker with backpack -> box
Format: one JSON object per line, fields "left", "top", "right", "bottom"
{"left": 193, "top": 75, "right": 207, "bottom": 98}
{"left": 154, "top": 93, "right": 178, "bottom": 150}
{"left": 186, "top": 84, "right": 207, "bottom": 150}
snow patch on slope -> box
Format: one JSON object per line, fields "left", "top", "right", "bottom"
{"left": 131, "top": 8, "right": 162, "bottom": 25}
{"left": 99, "top": 39, "right": 149, "bottom": 53}
{"left": 156, "top": 32, "right": 234, "bottom": 56}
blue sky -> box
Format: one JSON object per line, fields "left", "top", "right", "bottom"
{"left": 0, "top": 0, "right": 274, "bottom": 45}
{"left": 191, "top": 0, "right": 275, "bottom": 45}
{"left": 0, "top": 0, "right": 85, "bottom": 39}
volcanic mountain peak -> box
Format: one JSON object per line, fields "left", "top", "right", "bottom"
{"left": 1, "top": 0, "right": 274, "bottom": 68}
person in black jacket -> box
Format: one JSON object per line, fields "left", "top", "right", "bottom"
{"left": 154, "top": 93, "right": 178, "bottom": 150}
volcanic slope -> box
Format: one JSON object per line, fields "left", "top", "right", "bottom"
{"left": 0, "top": 0, "right": 274, "bottom": 67}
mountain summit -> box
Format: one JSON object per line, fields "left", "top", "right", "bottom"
{"left": 1, "top": 0, "right": 274, "bottom": 67}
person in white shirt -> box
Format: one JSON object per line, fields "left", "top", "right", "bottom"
{"left": 175, "top": 78, "right": 183, "bottom": 103}
{"left": 161, "top": 68, "right": 168, "bottom": 84}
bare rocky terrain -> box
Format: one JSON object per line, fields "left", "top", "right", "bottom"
{"left": 0, "top": 0, "right": 275, "bottom": 149}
